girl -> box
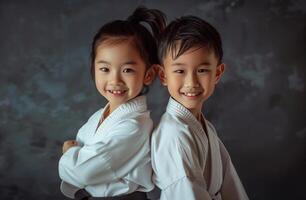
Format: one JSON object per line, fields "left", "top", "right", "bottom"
{"left": 58, "top": 7, "right": 166, "bottom": 200}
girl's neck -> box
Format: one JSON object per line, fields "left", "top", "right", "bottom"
{"left": 103, "top": 106, "right": 111, "bottom": 119}
{"left": 96, "top": 106, "right": 110, "bottom": 132}
{"left": 107, "top": 103, "right": 121, "bottom": 118}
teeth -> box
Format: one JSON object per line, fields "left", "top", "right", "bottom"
{"left": 110, "top": 90, "right": 125, "bottom": 94}
{"left": 185, "top": 92, "right": 198, "bottom": 97}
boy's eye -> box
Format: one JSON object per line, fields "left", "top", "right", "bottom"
{"left": 198, "top": 68, "right": 210, "bottom": 73}
{"left": 123, "top": 68, "right": 135, "bottom": 73}
{"left": 174, "top": 70, "right": 184, "bottom": 74}
{"left": 99, "top": 67, "right": 109, "bottom": 72}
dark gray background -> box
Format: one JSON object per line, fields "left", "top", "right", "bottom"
{"left": 1, "top": 0, "right": 305, "bottom": 199}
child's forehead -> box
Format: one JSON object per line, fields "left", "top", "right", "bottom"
{"left": 164, "top": 44, "right": 216, "bottom": 62}
{"left": 98, "top": 36, "right": 135, "bottom": 48}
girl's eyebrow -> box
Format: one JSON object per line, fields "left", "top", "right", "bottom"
{"left": 122, "top": 61, "right": 137, "bottom": 65}
{"left": 96, "top": 60, "right": 137, "bottom": 65}
{"left": 96, "top": 60, "right": 111, "bottom": 65}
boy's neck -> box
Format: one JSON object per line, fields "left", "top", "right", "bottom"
{"left": 192, "top": 109, "right": 208, "bottom": 134}
{"left": 189, "top": 108, "right": 208, "bottom": 133}
{"left": 188, "top": 108, "right": 202, "bottom": 121}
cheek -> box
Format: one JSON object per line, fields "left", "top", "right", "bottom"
{"left": 95, "top": 78, "right": 105, "bottom": 91}
{"left": 200, "top": 75, "right": 214, "bottom": 86}
{"left": 168, "top": 77, "right": 177, "bottom": 86}
{"left": 126, "top": 75, "right": 144, "bottom": 90}
{"left": 169, "top": 75, "right": 183, "bottom": 85}
{"left": 95, "top": 76, "right": 101, "bottom": 85}
{"left": 167, "top": 77, "right": 181, "bottom": 91}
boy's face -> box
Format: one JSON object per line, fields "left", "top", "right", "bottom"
{"left": 159, "top": 46, "right": 225, "bottom": 116}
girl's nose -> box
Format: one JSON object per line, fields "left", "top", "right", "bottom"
{"left": 109, "top": 71, "right": 122, "bottom": 84}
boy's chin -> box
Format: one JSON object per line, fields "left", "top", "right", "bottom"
{"left": 178, "top": 101, "right": 202, "bottom": 112}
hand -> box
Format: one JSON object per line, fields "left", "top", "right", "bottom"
{"left": 62, "top": 140, "right": 78, "bottom": 154}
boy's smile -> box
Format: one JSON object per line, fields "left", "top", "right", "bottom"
{"left": 180, "top": 87, "right": 203, "bottom": 99}
{"left": 159, "top": 46, "right": 225, "bottom": 117}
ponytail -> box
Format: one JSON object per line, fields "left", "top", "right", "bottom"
{"left": 127, "top": 6, "right": 166, "bottom": 42}
{"left": 90, "top": 6, "right": 166, "bottom": 80}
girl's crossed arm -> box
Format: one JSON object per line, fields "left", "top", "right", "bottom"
{"left": 58, "top": 119, "right": 150, "bottom": 188}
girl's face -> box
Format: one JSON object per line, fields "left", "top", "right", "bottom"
{"left": 94, "top": 39, "right": 153, "bottom": 112}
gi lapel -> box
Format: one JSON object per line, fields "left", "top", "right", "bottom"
{"left": 205, "top": 120, "right": 223, "bottom": 195}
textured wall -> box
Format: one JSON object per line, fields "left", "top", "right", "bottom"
{"left": 0, "top": 0, "right": 305, "bottom": 199}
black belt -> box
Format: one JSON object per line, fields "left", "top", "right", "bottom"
{"left": 74, "top": 189, "right": 148, "bottom": 200}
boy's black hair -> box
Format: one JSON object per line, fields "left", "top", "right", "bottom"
{"left": 90, "top": 6, "right": 166, "bottom": 80}
{"left": 158, "top": 16, "right": 223, "bottom": 65}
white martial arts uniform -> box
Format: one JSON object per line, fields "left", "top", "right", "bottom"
{"left": 58, "top": 95, "right": 154, "bottom": 198}
{"left": 151, "top": 98, "right": 249, "bottom": 200}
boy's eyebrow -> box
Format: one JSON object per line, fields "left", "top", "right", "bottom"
{"left": 171, "top": 62, "right": 212, "bottom": 66}
{"left": 198, "top": 61, "right": 212, "bottom": 66}
{"left": 171, "top": 62, "right": 186, "bottom": 66}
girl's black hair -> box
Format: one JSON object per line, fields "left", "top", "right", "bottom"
{"left": 158, "top": 16, "right": 223, "bottom": 65}
{"left": 90, "top": 6, "right": 166, "bottom": 79}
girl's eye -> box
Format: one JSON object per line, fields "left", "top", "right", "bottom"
{"left": 99, "top": 67, "right": 109, "bottom": 72}
{"left": 174, "top": 70, "right": 184, "bottom": 74}
{"left": 123, "top": 68, "right": 135, "bottom": 73}
{"left": 198, "top": 68, "right": 210, "bottom": 73}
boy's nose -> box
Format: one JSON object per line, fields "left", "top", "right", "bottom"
{"left": 185, "top": 73, "right": 200, "bottom": 87}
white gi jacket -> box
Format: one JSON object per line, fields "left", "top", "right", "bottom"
{"left": 151, "top": 98, "right": 249, "bottom": 200}
{"left": 58, "top": 96, "right": 154, "bottom": 198}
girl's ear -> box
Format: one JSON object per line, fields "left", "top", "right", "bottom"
{"left": 144, "top": 65, "right": 156, "bottom": 85}
{"left": 215, "top": 63, "right": 225, "bottom": 84}
{"left": 155, "top": 64, "right": 167, "bottom": 86}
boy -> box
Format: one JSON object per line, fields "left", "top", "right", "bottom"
{"left": 151, "top": 16, "right": 249, "bottom": 200}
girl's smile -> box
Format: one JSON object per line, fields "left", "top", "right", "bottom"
{"left": 94, "top": 38, "right": 154, "bottom": 113}
{"left": 107, "top": 89, "right": 127, "bottom": 96}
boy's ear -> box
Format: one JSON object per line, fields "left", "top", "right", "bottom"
{"left": 144, "top": 65, "right": 157, "bottom": 85}
{"left": 215, "top": 63, "right": 225, "bottom": 84}
{"left": 155, "top": 64, "right": 167, "bottom": 86}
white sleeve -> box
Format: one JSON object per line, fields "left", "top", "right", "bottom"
{"left": 152, "top": 127, "right": 211, "bottom": 200}
{"left": 59, "top": 118, "right": 151, "bottom": 188}
{"left": 219, "top": 141, "right": 249, "bottom": 200}
{"left": 75, "top": 112, "right": 98, "bottom": 147}
{"left": 161, "top": 176, "right": 211, "bottom": 200}
{"left": 75, "top": 129, "right": 84, "bottom": 147}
